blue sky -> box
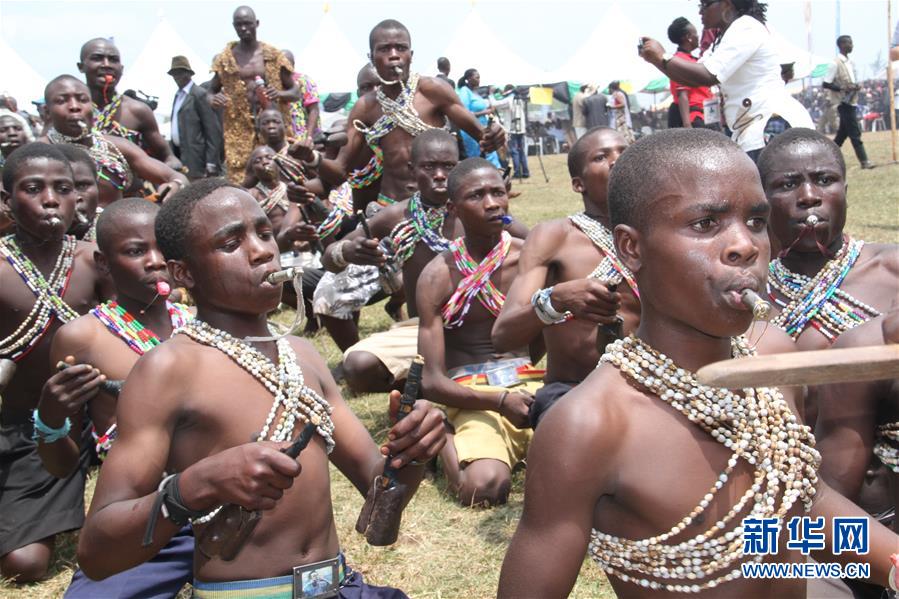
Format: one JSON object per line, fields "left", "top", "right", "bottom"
{"left": 1, "top": 0, "right": 892, "bottom": 92}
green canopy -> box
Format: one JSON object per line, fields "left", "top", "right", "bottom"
{"left": 642, "top": 76, "right": 670, "bottom": 93}
{"left": 810, "top": 63, "right": 830, "bottom": 79}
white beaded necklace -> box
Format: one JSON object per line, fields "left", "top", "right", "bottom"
{"left": 591, "top": 335, "right": 820, "bottom": 593}
{"left": 568, "top": 213, "right": 638, "bottom": 296}
{"left": 0, "top": 235, "right": 79, "bottom": 360}
{"left": 254, "top": 180, "right": 289, "bottom": 216}
{"left": 176, "top": 319, "right": 335, "bottom": 452}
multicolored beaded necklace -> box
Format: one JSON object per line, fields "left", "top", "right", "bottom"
{"left": 569, "top": 212, "right": 639, "bottom": 297}
{"left": 93, "top": 94, "right": 142, "bottom": 145}
{"left": 91, "top": 300, "right": 192, "bottom": 355}
{"left": 48, "top": 127, "right": 132, "bottom": 191}
{"left": 349, "top": 145, "right": 384, "bottom": 189}
{"left": 255, "top": 181, "right": 290, "bottom": 215}
{"left": 767, "top": 236, "right": 879, "bottom": 342}
{"left": 353, "top": 74, "right": 438, "bottom": 147}
{"left": 388, "top": 192, "right": 450, "bottom": 266}
{"left": 594, "top": 335, "right": 820, "bottom": 593}
{"left": 316, "top": 183, "right": 353, "bottom": 240}
{"left": 442, "top": 231, "right": 510, "bottom": 329}
{"left": 0, "top": 235, "right": 78, "bottom": 361}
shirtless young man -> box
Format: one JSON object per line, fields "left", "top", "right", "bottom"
{"left": 0, "top": 143, "right": 110, "bottom": 582}
{"left": 55, "top": 144, "right": 99, "bottom": 241}
{"left": 499, "top": 129, "right": 899, "bottom": 598}
{"left": 416, "top": 157, "right": 542, "bottom": 507}
{"left": 759, "top": 128, "right": 899, "bottom": 353}
{"left": 40, "top": 76, "right": 188, "bottom": 208}
{"left": 77, "top": 178, "right": 445, "bottom": 597}
{"left": 290, "top": 20, "right": 504, "bottom": 209}
{"left": 208, "top": 6, "right": 300, "bottom": 183}
{"left": 324, "top": 129, "right": 462, "bottom": 392}
{"left": 493, "top": 127, "right": 638, "bottom": 427}
{"left": 36, "top": 198, "right": 194, "bottom": 597}
{"left": 77, "top": 37, "right": 182, "bottom": 171}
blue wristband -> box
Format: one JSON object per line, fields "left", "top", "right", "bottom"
{"left": 32, "top": 408, "right": 71, "bottom": 444}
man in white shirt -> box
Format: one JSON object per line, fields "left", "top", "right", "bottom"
{"left": 823, "top": 35, "right": 873, "bottom": 169}
{"left": 168, "top": 56, "right": 223, "bottom": 179}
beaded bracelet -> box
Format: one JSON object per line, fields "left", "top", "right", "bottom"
{"left": 32, "top": 409, "right": 71, "bottom": 444}
{"left": 531, "top": 287, "right": 569, "bottom": 325}
{"left": 331, "top": 240, "right": 349, "bottom": 269}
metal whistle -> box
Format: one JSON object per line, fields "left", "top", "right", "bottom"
{"left": 805, "top": 214, "right": 819, "bottom": 227}
{"left": 265, "top": 267, "right": 302, "bottom": 286}
{"left": 740, "top": 289, "right": 772, "bottom": 322}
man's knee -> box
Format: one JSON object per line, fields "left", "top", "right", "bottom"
{"left": 0, "top": 539, "right": 54, "bottom": 583}
{"left": 457, "top": 460, "right": 512, "bottom": 507}
{"left": 342, "top": 351, "right": 392, "bottom": 393}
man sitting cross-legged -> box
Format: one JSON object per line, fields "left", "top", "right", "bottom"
{"left": 416, "top": 157, "right": 543, "bottom": 507}
{"left": 493, "top": 127, "right": 638, "bottom": 428}
{"left": 76, "top": 178, "right": 446, "bottom": 597}
{"left": 36, "top": 197, "right": 195, "bottom": 598}
{"left": 499, "top": 128, "right": 899, "bottom": 598}
{"left": 0, "top": 143, "right": 111, "bottom": 582}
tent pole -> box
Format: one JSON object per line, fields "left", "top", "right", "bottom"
{"left": 888, "top": 0, "right": 897, "bottom": 162}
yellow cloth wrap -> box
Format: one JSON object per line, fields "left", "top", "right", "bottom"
{"left": 343, "top": 318, "right": 419, "bottom": 381}
{"left": 446, "top": 378, "right": 540, "bottom": 468}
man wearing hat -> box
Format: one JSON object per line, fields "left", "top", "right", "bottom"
{"left": 168, "top": 56, "right": 223, "bottom": 179}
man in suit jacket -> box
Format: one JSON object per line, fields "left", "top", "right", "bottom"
{"left": 168, "top": 56, "right": 223, "bottom": 179}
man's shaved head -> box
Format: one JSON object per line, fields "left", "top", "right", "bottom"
{"left": 369, "top": 19, "right": 411, "bottom": 51}
{"left": 44, "top": 75, "right": 88, "bottom": 102}
{"left": 233, "top": 5, "right": 256, "bottom": 19}
{"left": 609, "top": 128, "right": 750, "bottom": 231}
{"left": 79, "top": 37, "right": 116, "bottom": 61}
{"left": 757, "top": 127, "right": 845, "bottom": 186}
{"left": 95, "top": 197, "right": 160, "bottom": 254}
{"left": 410, "top": 129, "right": 458, "bottom": 164}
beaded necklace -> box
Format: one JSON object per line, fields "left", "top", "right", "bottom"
{"left": 349, "top": 145, "right": 384, "bottom": 189}
{"left": 176, "top": 319, "right": 335, "bottom": 452}
{"left": 91, "top": 300, "right": 192, "bottom": 355}
{"left": 92, "top": 95, "right": 142, "bottom": 145}
{"left": 353, "top": 74, "right": 438, "bottom": 147}
{"left": 569, "top": 212, "right": 639, "bottom": 298}
{"left": 255, "top": 181, "right": 290, "bottom": 215}
{"left": 388, "top": 193, "right": 450, "bottom": 266}
{"left": 442, "top": 231, "right": 510, "bottom": 329}
{"left": 875, "top": 423, "right": 899, "bottom": 473}
{"left": 0, "top": 235, "right": 79, "bottom": 361}
{"left": 316, "top": 183, "right": 353, "bottom": 240}
{"left": 594, "top": 335, "right": 820, "bottom": 593}
{"left": 47, "top": 128, "right": 132, "bottom": 191}
{"left": 768, "top": 236, "right": 879, "bottom": 342}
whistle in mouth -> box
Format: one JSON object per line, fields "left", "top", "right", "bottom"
{"left": 499, "top": 215, "right": 513, "bottom": 225}
{"left": 74, "top": 211, "right": 89, "bottom": 225}
{"left": 265, "top": 267, "right": 302, "bottom": 286}
{"left": 740, "top": 289, "right": 772, "bottom": 322}
{"left": 805, "top": 214, "right": 819, "bottom": 227}
{"left": 155, "top": 281, "right": 171, "bottom": 297}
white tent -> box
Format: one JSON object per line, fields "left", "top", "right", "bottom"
{"left": 441, "top": 8, "right": 547, "bottom": 86}
{"left": 0, "top": 36, "right": 47, "bottom": 106}
{"left": 117, "top": 17, "right": 211, "bottom": 119}
{"left": 294, "top": 11, "right": 367, "bottom": 94}
{"left": 769, "top": 26, "right": 829, "bottom": 80}
{"left": 547, "top": 3, "right": 659, "bottom": 91}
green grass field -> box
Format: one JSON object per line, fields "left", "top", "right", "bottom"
{"left": 2, "top": 131, "right": 897, "bottom": 599}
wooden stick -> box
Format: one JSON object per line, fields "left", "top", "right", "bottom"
{"left": 697, "top": 344, "right": 899, "bottom": 388}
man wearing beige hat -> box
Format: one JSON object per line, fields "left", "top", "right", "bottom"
{"left": 168, "top": 56, "right": 223, "bottom": 179}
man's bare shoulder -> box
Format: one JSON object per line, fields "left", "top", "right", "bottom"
{"left": 53, "top": 312, "right": 103, "bottom": 354}
{"left": 754, "top": 327, "right": 797, "bottom": 356}
{"left": 537, "top": 363, "right": 629, "bottom": 457}
{"left": 348, "top": 93, "right": 380, "bottom": 124}
{"left": 418, "top": 250, "right": 455, "bottom": 304}
{"left": 417, "top": 75, "right": 457, "bottom": 103}
{"left": 519, "top": 217, "right": 576, "bottom": 259}
{"left": 122, "top": 96, "right": 159, "bottom": 129}
{"left": 370, "top": 200, "right": 410, "bottom": 236}
{"left": 833, "top": 315, "right": 886, "bottom": 350}
{"left": 864, "top": 242, "right": 899, "bottom": 275}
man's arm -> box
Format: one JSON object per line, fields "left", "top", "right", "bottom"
{"left": 499, "top": 374, "right": 617, "bottom": 597}
{"left": 291, "top": 337, "right": 443, "bottom": 501}
{"left": 276, "top": 66, "right": 300, "bottom": 104}
{"left": 421, "top": 78, "right": 505, "bottom": 153}
{"left": 492, "top": 221, "right": 620, "bottom": 353}
{"left": 131, "top": 100, "right": 182, "bottom": 170}
{"left": 290, "top": 98, "right": 372, "bottom": 187}
{"left": 206, "top": 73, "right": 230, "bottom": 110}
{"left": 36, "top": 320, "right": 104, "bottom": 478}
{"left": 78, "top": 346, "right": 302, "bottom": 579}
{"left": 638, "top": 38, "right": 718, "bottom": 88}
{"left": 320, "top": 205, "right": 402, "bottom": 272}
{"left": 305, "top": 103, "right": 320, "bottom": 142}
{"left": 111, "top": 136, "right": 188, "bottom": 201}
{"left": 194, "top": 87, "right": 224, "bottom": 174}
{"left": 416, "top": 256, "right": 532, "bottom": 427}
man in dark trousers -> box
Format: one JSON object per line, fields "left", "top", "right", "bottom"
{"left": 822, "top": 35, "right": 874, "bottom": 169}
{"left": 168, "top": 56, "right": 223, "bottom": 180}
